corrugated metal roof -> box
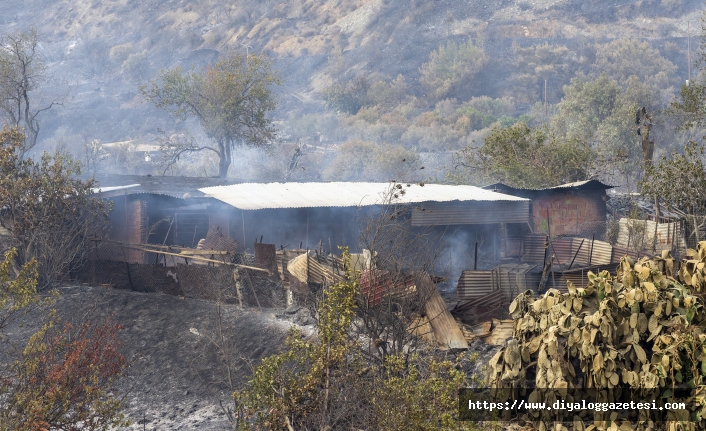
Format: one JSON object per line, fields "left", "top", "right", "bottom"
{"left": 92, "top": 184, "right": 141, "bottom": 194}
{"left": 483, "top": 179, "right": 615, "bottom": 193}
{"left": 546, "top": 180, "right": 613, "bottom": 190}
{"left": 199, "top": 182, "right": 528, "bottom": 210}
{"left": 86, "top": 174, "right": 241, "bottom": 199}
{"left": 411, "top": 201, "right": 529, "bottom": 225}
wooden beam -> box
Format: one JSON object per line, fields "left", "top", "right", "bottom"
{"left": 416, "top": 272, "right": 468, "bottom": 350}
{"left": 92, "top": 239, "right": 270, "bottom": 275}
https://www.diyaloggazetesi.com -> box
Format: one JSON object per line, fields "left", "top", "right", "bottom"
{"left": 468, "top": 399, "right": 686, "bottom": 413}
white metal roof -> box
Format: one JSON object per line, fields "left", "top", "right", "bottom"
{"left": 92, "top": 184, "right": 141, "bottom": 194}
{"left": 199, "top": 182, "right": 528, "bottom": 210}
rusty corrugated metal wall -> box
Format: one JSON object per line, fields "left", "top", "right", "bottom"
{"left": 411, "top": 201, "right": 529, "bottom": 226}
{"left": 521, "top": 233, "right": 548, "bottom": 263}
{"left": 457, "top": 270, "right": 494, "bottom": 301}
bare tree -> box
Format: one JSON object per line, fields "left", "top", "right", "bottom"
{"left": 354, "top": 183, "right": 445, "bottom": 362}
{"left": 0, "top": 29, "right": 66, "bottom": 156}
{"left": 81, "top": 138, "right": 108, "bottom": 176}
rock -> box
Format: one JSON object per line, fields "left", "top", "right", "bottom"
{"left": 285, "top": 305, "right": 301, "bottom": 315}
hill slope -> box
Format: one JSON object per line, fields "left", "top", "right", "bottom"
{"left": 0, "top": 0, "right": 702, "bottom": 167}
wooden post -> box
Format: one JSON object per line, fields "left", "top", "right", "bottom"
{"left": 473, "top": 240, "right": 478, "bottom": 270}
{"left": 92, "top": 240, "right": 97, "bottom": 286}
{"left": 233, "top": 269, "right": 243, "bottom": 308}
{"left": 568, "top": 239, "right": 585, "bottom": 270}
{"left": 589, "top": 234, "right": 595, "bottom": 266}
{"left": 121, "top": 243, "right": 136, "bottom": 291}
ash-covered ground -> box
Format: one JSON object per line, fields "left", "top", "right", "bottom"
{"left": 0, "top": 285, "right": 499, "bottom": 430}
{"left": 0, "top": 285, "right": 294, "bottom": 430}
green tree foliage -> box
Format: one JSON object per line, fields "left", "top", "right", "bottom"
{"left": 0, "top": 248, "right": 39, "bottom": 333}
{"left": 639, "top": 141, "right": 706, "bottom": 216}
{"left": 510, "top": 42, "right": 586, "bottom": 105}
{"left": 668, "top": 78, "right": 706, "bottom": 132}
{"left": 368, "top": 75, "right": 410, "bottom": 109}
{"left": 141, "top": 53, "right": 280, "bottom": 177}
{"left": 235, "top": 250, "right": 475, "bottom": 431}
{"left": 452, "top": 122, "right": 595, "bottom": 188}
{"left": 0, "top": 249, "right": 128, "bottom": 431}
{"left": 323, "top": 139, "right": 422, "bottom": 182}
{"left": 419, "top": 40, "right": 488, "bottom": 100}
{"left": 551, "top": 75, "right": 658, "bottom": 188}
{"left": 664, "top": 12, "right": 706, "bottom": 151}
{"left": 321, "top": 76, "right": 371, "bottom": 115}
{"left": 589, "top": 39, "right": 677, "bottom": 88}
{"left": 552, "top": 75, "right": 622, "bottom": 142}
{"left": 0, "top": 125, "right": 112, "bottom": 289}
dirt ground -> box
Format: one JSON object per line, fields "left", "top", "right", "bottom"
{"left": 0, "top": 285, "right": 503, "bottom": 430}
{"left": 0, "top": 285, "right": 292, "bottom": 431}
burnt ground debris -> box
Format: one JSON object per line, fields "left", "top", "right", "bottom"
{"left": 0, "top": 285, "right": 290, "bottom": 431}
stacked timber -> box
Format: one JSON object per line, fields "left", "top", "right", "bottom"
{"left": 286, "top": 251, "right": 345, "bottom": 285}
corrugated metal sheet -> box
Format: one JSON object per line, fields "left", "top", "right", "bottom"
{"left": 90, "top": 174, "right": 241, "bottom": 199}
{"left": 452, "top": 289, "right": 509, "bottom": 325}
{"left": 360, "top": 270, "right": 416, "bottom": 307}
{"left": 286, "top": 252, "right": 344, "bottom": 285}
{"left": 411, "top": 200, "right": 529, "bottom": 225}
{"left": 483, "top": 179, "right": 614, "bottom": 193}
{"left": 454, "top": 289, "right": 505, "bottom": 312}
{"left": 546, "top": 180, "right": 614, "bottom": 190}
{"left": 611, "top": 246, "right": 639, "bottom": 263}
{"left": 457, "top": 270, "right": 494, "bottom": 301}
{"left": 587, "top": 240, "right": 612, "bottom": 265}
{"left": 521, "top": 233, "right": 547, "bottom": 263}
{"left": 615, "top": 219, "right": 685, "bottom": 252}
{"left": 549, "top": 238, "right": 574, "bottom": 266}
{"left": 200, "top": 182, "right": 528, "bottom": 211}
{"left": 493, "top": 263, "right": 541, "bottom": 300}
{"left": 548, "top": 237, "right": 613, "bottom": 268}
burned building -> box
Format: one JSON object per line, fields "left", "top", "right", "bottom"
{"left": 93, "top": 175, "right": 240, "bottom": 263}
{"left": 91, "top": 177, "right": 533, "bottom": 289}
{"left": 198, "top": 182, "right": 529, "bottom": 254}
{"left": 483, "top": 180, "right": 614, "bottom": 238}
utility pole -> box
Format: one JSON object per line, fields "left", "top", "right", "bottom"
{"left": 241, "top": 43, "right": 252, "bottom": 66}
{"left": 637, "top": 107, "right": 659, "bottom": 220}
{"left": 688, "top": 22, "right": 692, "bottom": 83}
{"left": 544, "top": 79, "right": 547, "bottom": 118}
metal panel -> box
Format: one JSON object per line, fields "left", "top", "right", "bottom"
{"left": 615, "top": 219, "right": 685, "bottom": 251}
{"left": 457, "top": 270, "right": 494, "bottom": 301}
{"left": 484, "top": 179, "right": 614, "bottom": 193}
{"left": 549, "top": 238, "right": 574, "bottom": 267}
{"left": 611, "top": 246, "right": 639, "bottom": 263}
{"left": 200, "top": 182, "right": 528, "bottom": 210}
{"left": 493, "top": 263, "right": 541, "bottom": 301}
{"left": 411, "top": 201, "right": 529, "bottom": 225}
{"left": 587, "top": 240, "right": 612, "bottom": 266}
{"left": 521, "top": 233, "right": 547, "bottom": 263}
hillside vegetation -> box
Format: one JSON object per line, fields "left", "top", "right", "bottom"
{"left": 0, "top": 0, "right": 703, "bottom": 184}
